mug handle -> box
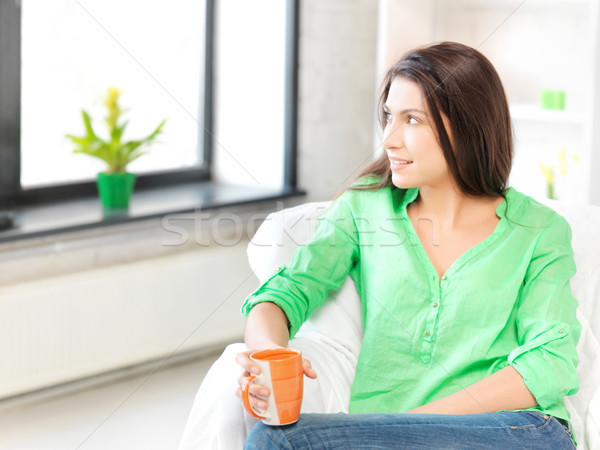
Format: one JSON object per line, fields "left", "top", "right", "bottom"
{"left": 241, "top": 375, "right": 267, "bottom": 419}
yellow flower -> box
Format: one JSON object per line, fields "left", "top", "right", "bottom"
{"left": 104, "top": 87, "right": 120, "bottom": 108}
{"left": 104, "top": 87, "right": 122, "bottom": 132}
{"left": 539, "top": 162, "right": 554, "bottom": 185}
{"left": 558, "top": 148, "right": 568, "bottom": 177}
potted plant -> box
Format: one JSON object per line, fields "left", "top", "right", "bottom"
{"left": 66, "top": 87, "right": 166, "bottom": 210}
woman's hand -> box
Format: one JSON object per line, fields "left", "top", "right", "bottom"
{"left": 238, "top": 303, "right": 316, "bottom": 411}
{"left": 234, "top": 348, "right": 317, "bottom": 412}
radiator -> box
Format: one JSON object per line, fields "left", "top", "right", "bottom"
{"left": 0, "top": 244, "right": 256, "bottom": 399}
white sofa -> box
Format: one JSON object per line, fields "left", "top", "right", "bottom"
{"left": 179, "top": 199, "right": 600, "bottom": 450}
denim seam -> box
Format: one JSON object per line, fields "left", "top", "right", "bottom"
{"left": 493, "top": 412, "right": 548, "bottom": 449}
{"left": 509, "top": 424, "right": 535, "bottom": 430}
{"left": 551, "top": 417, "right": 572, "bottom": 436}
{"left": 514, "top": 411, "right": 553, "bottom": 431}
{"left": 536, "top": 416, "right": 553, "bottom": 432}
{"left": 507, "top": 414, "right": 564, "bottom": 444}
{"left": 550, "top": 417, "right": 576, "bottom": 449}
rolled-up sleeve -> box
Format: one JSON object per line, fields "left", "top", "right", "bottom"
{"left": 508, "top": 215, "right": 581, "bottom": 409}
{"left": 241, "top": 193, "right": 360, "bottom": 339}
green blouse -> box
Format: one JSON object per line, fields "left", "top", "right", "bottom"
{"left": 241, "top": 182, "right": 580, "bottom": 428}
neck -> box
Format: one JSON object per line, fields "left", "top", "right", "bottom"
{"left": 412, "top": 185, "right": 500, "bottom": 228}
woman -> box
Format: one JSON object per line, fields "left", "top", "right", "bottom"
{"left": 238, "top": 42, "right": 579, "bottom": 448}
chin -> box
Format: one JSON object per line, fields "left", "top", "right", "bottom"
{"left": 391, "top": 174, "right": 419, "bottom": 189}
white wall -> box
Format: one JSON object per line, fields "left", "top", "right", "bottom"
{"left": 377, "top": 0, "right": 600, "bottom": 205}
{"left": 297, "top": 0, "right": 379, "bottom": 202}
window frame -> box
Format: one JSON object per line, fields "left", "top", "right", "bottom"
{"left": 0, "top": 0, "right": 300, "bottom": 209}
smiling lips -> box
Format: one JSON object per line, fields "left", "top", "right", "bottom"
{"left": 389, "top": 157, "right": 413, "bottom": 170}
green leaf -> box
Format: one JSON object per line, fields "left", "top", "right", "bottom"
{"left": 111, "top": 120, "right": 128, "bottom": 144}
{"left": 67, "top": 88, "right": 167, "bottom": 172}
{"left": 65, "top": 135, "right": 89, "bottom": 146}
{"left": 127, "top": 150, "right": 148, "bottom": 164}
{"left": 81, "top": 110, "right": 98, "bottom": 140}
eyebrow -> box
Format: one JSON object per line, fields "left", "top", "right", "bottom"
{"left": 383, "top": 105, "right": 428, "bottom": 116}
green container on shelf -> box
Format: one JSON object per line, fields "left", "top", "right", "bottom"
{"left": 96, "top": 172, "right": 137, "bottom": 209}
{"left": 539, "top": 89, "right": 566, "bottom": 110}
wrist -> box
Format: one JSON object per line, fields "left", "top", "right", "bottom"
{"left": 245, "top": 338, "right": 288, "bottom": 351}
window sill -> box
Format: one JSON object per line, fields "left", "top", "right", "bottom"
{"left": 0, "top": 181, "right": 306, "bottom": 286}
{"left": 0, "top": 181, "right": 305, "bottom": 244}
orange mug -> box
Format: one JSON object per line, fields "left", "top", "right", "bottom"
{"left": 241, "top": 348, "right": 304, "bottom": 426}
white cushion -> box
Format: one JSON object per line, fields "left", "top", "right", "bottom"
{"left": 540, "top": 199, "right": 600, "bottom": 449}
{"left": 247, "top": 201, "right": 363, "bottom": 356}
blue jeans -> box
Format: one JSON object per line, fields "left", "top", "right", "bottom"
{"left": 244, "top": 411, "right": 575, "bottom": 449}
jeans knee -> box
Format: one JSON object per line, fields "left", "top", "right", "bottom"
{"left": 244, "top": 422, "right": 288, "bottom": 450}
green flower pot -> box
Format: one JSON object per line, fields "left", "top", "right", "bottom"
{"left": 539, "top": 89, "right": 566, "bottom": 110}
{"left": 96, "top": 172, "right": 136, "bottom": 209}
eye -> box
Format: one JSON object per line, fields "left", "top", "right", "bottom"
{"left": 384, "top": 111, "right": 393, "bottom": 122}
{"left": 407, "top": 115, "right": 419, "bottom": 125}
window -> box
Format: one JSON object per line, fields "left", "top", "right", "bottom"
{"left": 1, "top": 0, "right": 214, "bottom": 207}
{"left": 214, "top": 0, "right": 297, "bottom": 190}
{"left": 21, "top": 0, "right": 209, "bottom": 188}
{"left": 0, "top": 0, "right": 299, "bottom": 214}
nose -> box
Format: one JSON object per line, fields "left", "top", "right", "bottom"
{"left": 382, "top": 121, "right": 403, "bottom": 151}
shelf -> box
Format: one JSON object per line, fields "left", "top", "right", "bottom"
{"left": 510, "top": 104, "right": 587, "bottom": 125}
{"left": 448, "top": 0, "right": 591, "bottom": 10}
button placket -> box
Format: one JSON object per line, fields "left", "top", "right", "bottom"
{"left": 422, "top": 304, "right": 437, "bottom": 344}
{"left": 420, "top": 306, "right": 439, "bottom": 363}
{"left": 420, "top": 277, "right": 443, "bottom": 364}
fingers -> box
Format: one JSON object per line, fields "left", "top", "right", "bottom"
{"left": 246, "top": 391, "right": 269, "bottom": 411}
{"left": 302, "top": 357, "right": 318, "bottom": 379}
{"left": 236, "top": 373, "right": 270, "bottom": 397}
{"left": 234, "top": 350, "right": 265, "bottom": 392}
{"left": 236, "top": 386, "right": 269, "bottom": 411}
{"left": 237, "top": 372, "right": 250, "bottom": 389}
{"left": 235, "top": 349, "right": 270, "bottom": 412}
{"left": 237, "top": 375, "right": 270, "bottom": 411}
{"left": 234, "top": 350, "right": 261, "bottom": 376}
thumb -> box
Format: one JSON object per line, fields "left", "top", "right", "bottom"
{"left": 302, "top": 358, "right": 317, "bottom": 379}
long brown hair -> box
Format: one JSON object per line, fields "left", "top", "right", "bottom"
{"left": 353, "top": 42, "right": 512, "bottom": 197}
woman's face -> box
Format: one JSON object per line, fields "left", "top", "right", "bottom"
{"left": 382, "top": 77, "right": 452, "bottom": 191}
